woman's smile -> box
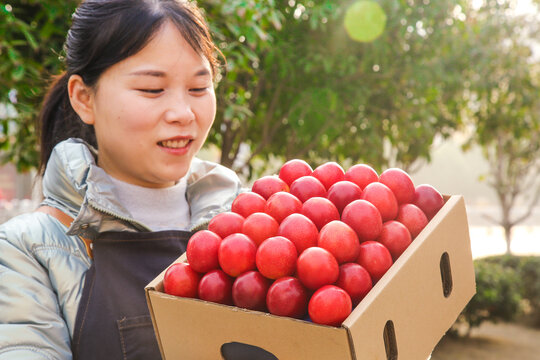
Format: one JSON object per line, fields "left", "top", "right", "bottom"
{"left": 158, "top": 136, "right": 194, "bottom": 155}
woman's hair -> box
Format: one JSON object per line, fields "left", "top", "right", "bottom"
{"left": 37, "top": 0, "right": 220, "bottom": 174}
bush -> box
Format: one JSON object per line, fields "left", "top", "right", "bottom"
{"left": 518, "top": 256, "right": 540, "bottom": 326}
{"left": 452, "top": 256, "right": 522, "bottom": 335}
{"left": 482, "top": 255, "right": 540, "bottom": 327}
{"left": 452, "top": 255, "right": 540, "bottom": 336}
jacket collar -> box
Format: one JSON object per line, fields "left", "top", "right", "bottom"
{"left": 42, "top": 138, "right": 242, "bottom": 239}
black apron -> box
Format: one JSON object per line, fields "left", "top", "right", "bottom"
{"left": 71, "top": 230, "right": 191, "bottom": 360}
{"left": 70, "top": 230, "right": 279, "bottom": 360}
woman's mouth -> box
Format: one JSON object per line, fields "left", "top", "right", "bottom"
{"left": 158, "top": 139, "right": 192, "bottom": 149}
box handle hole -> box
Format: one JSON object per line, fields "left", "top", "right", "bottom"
{"left": 383, "top": 320, "right": 398, "bottom": 360}
{"left": 221, "top": 342, "right": 278, "bottom": 360}
{"left": 440, "top": 252, "right": 453, "bottom": 298}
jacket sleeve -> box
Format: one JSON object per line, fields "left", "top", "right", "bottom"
{"left": 0, "top": 225, "right": 72, "bottom": 360}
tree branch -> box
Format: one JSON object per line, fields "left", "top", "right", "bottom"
{"left": 293, "top": 120, "right": 336, "bottom": 160}
{"left": 233, "top": 83, "right": 287, "bottom": 170}
{"left": 512, "top": 178, "right": 540, "bottom": 225}
{"left": 481, "top": 213, "right": 502, "bottom": 226}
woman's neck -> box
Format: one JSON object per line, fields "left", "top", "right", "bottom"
{"left": 108, "top": 175, "right": 191, "bottom": 231}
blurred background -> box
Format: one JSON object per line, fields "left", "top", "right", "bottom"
{"left": 1, "top": 0, "right": 539, "bottom": 358}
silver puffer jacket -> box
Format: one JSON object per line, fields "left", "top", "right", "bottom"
{"left": 0, "top": 138, "right": 242, "bottom": 359}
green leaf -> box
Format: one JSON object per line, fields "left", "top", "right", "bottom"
{"left": 18, "top": 22, "right": 39, "bottom": 50}
{"left": 12, "top": 65, "right": 25, "bottom": 81}
{"left": 7, "top": 47, "right": 19, "bottom": 62}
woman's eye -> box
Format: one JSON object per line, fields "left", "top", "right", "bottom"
{"left": 190, "top": 87, "right": 208, "bottom": 93}
{"left": 138, "top": 89, "right": 163, "bottom": 94}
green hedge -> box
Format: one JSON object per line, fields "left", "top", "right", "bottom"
{"left": 451, "top": 255, "right": 540, "bottom": 335}
{"left": 481, "top": 255, "right": 540, "bottom": 327}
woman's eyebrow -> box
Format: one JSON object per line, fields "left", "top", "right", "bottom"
{"left": 194, "top": 68, "right": 211, "bottom": 77}
{"left": 127, "top": 70, "right": 166, "bottom": 77}
{"left": 127, "top": 68, "right": 211, "bottom": 78}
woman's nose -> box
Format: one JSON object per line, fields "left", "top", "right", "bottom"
{"left": 164, "top": 95, "right": 195, "bottom": 125}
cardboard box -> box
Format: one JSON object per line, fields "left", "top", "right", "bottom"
{"left": 146, "top": 195, "right": 476, "bottom": 360}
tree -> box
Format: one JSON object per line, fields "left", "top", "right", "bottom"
{"left": 0, "top": 0, "right": 78, "bottom": 171}
{"left": 2, "top": 0, "right": 472, "bottom": 180}
{"left": 461, "top": 0, "right": 540, "bottom": 253}
{"left": 205, "top": 0, "right": 472, "bottom": 179}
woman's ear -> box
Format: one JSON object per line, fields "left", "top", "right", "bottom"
{"left": 68, "top": 74, "right": 95, "bottom": 125}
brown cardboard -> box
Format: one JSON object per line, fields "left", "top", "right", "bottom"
{"left": 146, "top": 195, "right": 476, "bottom": 360}
{"left": 342, "top": 195, "right": 475, "bottom": 359}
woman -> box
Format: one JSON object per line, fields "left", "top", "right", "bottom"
{"left": 0, "top": 1, "right": 242, "bottom": 359}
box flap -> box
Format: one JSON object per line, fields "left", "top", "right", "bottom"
{"left": 342, "top": 195, "right": 476, "bottom": 359}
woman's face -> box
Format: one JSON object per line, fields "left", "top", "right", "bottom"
{"left": 85, "top": 21, "right": 216, "bottom": 188}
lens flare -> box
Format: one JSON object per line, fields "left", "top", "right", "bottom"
{"left": 344, "top": 1, "right": 387, "bottom": 43}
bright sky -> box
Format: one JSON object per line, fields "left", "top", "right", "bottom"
{"left": 470, "top": 0, "right": 540, "bottom": 60}
{"left": 512, "top": 0, "right": 540, "bottom": 60}
{"left": 513, "top": 0, "right": 539, "bottom": 15}
{"left": 470, "top": 0, "right": 538, "bottom": 14}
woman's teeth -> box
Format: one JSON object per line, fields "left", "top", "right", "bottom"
{"left": 160, "top": 139, "right": 190, "bottom": 148}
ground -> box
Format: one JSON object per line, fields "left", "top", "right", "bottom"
{"left": 431, "top": 321, "right": 540, "bottom": 360}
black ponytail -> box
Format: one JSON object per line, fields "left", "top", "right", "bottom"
{"left": 37, "top": 0, "right": 221, "bottom": 175}
{"left": 37, "top": 72, "right": 96, "bottom": 175}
